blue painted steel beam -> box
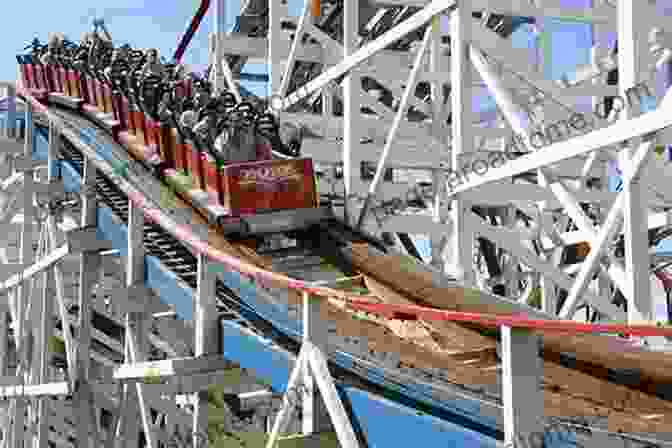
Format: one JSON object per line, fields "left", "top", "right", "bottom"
{"left": 27, "top": 119, "right": 501, "bottom": 446}
{"left": 221, "top": 321, "right": 499, "bottom": 448}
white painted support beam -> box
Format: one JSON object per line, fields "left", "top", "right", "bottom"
{"left": 449, "top": 5, "right": 475, "bottom": 285}
{"left": 237, "top": 389, "right": 274, "bottom": 412}
{"left": 305, "top": 344, "right": 359, "bottom": 448}
{"left": 123, "top": 328, "right": 157, "bottom": 448}
{"left": 219, "top": 33, "right": 323, "bottom": 63}
{"left": 429, "top": 17, "right": 450, "bottom": 271}
{"left": 501, "top": 326, "right": 543, "bottom": 447}
{"left": 192, "top": 249, "right": 218, "bottom": 444}
{"left": 559, "top": 139, "right": 655, "bottom": 319}
{"left": 278, "top": 0, "right": 311, "bottom": 99}
{"left": 113, "top": 355, "right": 234, "bottom": 381}
{"left": 211, "top": 0, "right": 227, "bottom": 93}
{"left": 342, "top": 0, "right": 360, "bottom": 225}
{"left": 370, "top": 0, "right": 616, "bottom": 24}
{"left": 0, "top": 382, "right": 70, "bottom": 398}
{"left": 119, "top": 196, "right": 156, "bottom": 448}
{"left": 46, "top": 210, "right": 78, "bottom": 389}
{"left": 279, "top": 0, "right": 457, "bottom": 110}
{"left": 291, "top": 111, "right": 503, "bottom": 144}
{"left": 302, "top": 291, "right": 329, "bottom": 435}
{"left": 267, "top": 0, "right": 282, "bottom": 95}
{"left": 37, "top": 141, "right": 54, "bottom": 446}
{"left": 0, "top": 245, "right": 69, "bottom": 294}
{"left": 448, "top": 93, "right": 672, "bottom": 196}
{"left": 0, "top": 301, "right": 6, "bottom": 379}
{"left": 548, "top": 179, "right": 627, "bottom": 296}
{"left": 619, "top": 0, "right": 654, "bottom": 325}
{"left": 468, "top": 212, "right": 625, "bottom": 319}
{"left": 12, "top": 100, "right": 34, "bottom": 448}
{"left": 304, "top": 138, "right": 446, "bottom": 167}
{"left": 74, "top": 154, "right": 102, "bottom": 447}
{"left": 356, "top": 25, "right": 433, "bottom": 229}
{"left": 544, "top": 209, "right": 672, "bottom": 251}
{"left": 307, "top": 140, "right": 612, "bottom": 178}
{"left": 462, "top": 181, "right": 619, "bottom": 207}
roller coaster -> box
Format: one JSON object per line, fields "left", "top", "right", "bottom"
{"left": 2, "top": 0, "right": 672, "bottom": 447}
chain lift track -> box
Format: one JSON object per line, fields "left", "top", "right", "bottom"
{"left": 4, "top": 0, "right": 672, "bottom": 447}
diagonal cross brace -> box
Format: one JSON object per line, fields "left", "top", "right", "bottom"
{"left": 265, "top": 344, "right": 359, "bottom": 448}
{"left": 448, "top": 90, "right": 672, "bottom": 197}
{"left": 280, "top": 0, "right": 457, "bottom": 110}
{"left": 559, "top": 138, "right": 656, "bottom": 318}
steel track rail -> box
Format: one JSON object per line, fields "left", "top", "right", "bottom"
{"left": 28, "top": 106, "right": 506, "bottom": 440}
{"left": 9, "top": 102, "right": 668, "bottom": 448}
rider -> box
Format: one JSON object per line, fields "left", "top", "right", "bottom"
{"left": 40, "top": 32, "right": 63, "bottom": 91}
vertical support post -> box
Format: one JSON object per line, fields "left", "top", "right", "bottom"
{"left": 75, "top": 155, "right": 101, "bottom": 448}
{"left": 501, "top": 326, "right": 543, "bottom": 447}
{"left": 449, "top": 5, "right": 474, "bottom": 285}
{"left": 36, "top": 262, "right": 52, "bottom": 448}
{"left": 342, "top": 0, "right": 359, "bottom": 225}
{"left": 192, "top": 248, "right": 218, "bottom": 447}
{"left": 45, "top": 132, "right": 77, "bottom": 390}
{"left": 502, "top": 207, "right": 518, "bottom": 297}
{"left": 590, "top": 3, "right": 611, "bottom": 318}
{"left": 118, "top": 198, "right": 156, "bottom": 448}
{"left": 617, "top": 0, "right": 653, "bottom": 325}
{"left": 36, "top": 120, "right": 57, "bottom": 448}
{"left": 212, "top": 0, "right": 227, "bottom": 94}
{"left": 430, "top": 17, "right": 447, "bottom": 270}
{"left": 6, "top": 84, "right": 16, "bottom": 140}
{"left": 0, "top": 305, "right": 5, "bottom": 444}
{"left": 12, "top": 101, "right": 34, "bottom": 448}
{"left": 532, "top": 22, "right": 557, "bottom": 312}
{"left": 268, "top": 0, "right": 283, "bottom": 101}
{"left": 0, "top": 303, "right": 6, "bottom": 377}
{"left": 301, "top": 291, "right": 329, "bottom": 435}
{"left": 535, "top": 18, "right": 562, "bottom": 315}
{"left": 118, "top": 201, "right": 141, "bottom": 448}
{"left": 322, "top": 84, "right": 334, "bottom": 139}
{"left": 0, "top": 82, "right": 12, "bottom": 439}
{"left": 320, "top": 6, "right": 332, "bottom": 138}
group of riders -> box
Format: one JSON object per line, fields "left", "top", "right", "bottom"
{"left": 22, "top": 30, "right": 303, "bottom": 169}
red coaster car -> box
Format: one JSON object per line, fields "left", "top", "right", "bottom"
{"left": 219, "top": 158, "right": 318, "bottom": 217}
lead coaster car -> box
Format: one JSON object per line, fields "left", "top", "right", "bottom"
{"left": 17, "top": 45, "right": 325, "bottom": 236}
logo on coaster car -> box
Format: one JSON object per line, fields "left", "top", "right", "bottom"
{"left": 238, "top": 163, "right": 302, "bottom": 185}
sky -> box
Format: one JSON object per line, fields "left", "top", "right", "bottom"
{"left": 0, "top": 0, "right": 290, "bottom": 89}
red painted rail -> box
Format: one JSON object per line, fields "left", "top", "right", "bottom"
{"left": 14, "top": 82, "right": 672, "bottom": 340}
{"left": 345, "top": 299, "right": 672, "bottom": 337}
{"left": 173, "top": 0, "right": 211, "bottom": 62}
